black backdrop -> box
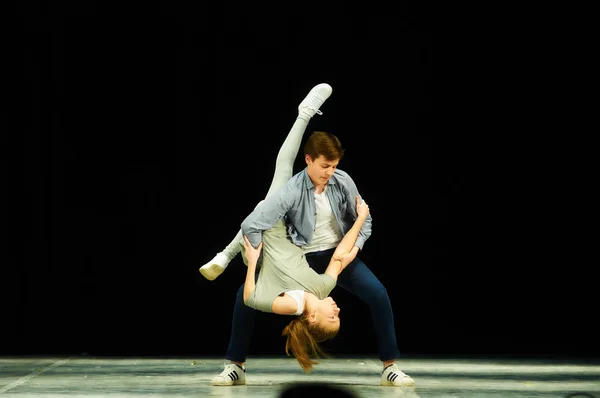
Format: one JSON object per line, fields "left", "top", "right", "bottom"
{"left": 9, "top": 4, "right": 596, "bottom": 359}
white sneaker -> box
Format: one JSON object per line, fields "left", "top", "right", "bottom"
{"left": 199, "top": 253, "right": 230, "bottom": 281}
{"left": 211, "top": 363, "right": 246, "bottom": 386}
{"left": 298, "top": 83, "right": 333, "bottom": 118}
{"left": 380, "top": 364, "right": 415, "bottom": 387}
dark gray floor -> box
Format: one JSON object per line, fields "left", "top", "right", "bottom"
{"left": 1, "top": 355, "right": 599, "bottom": 397}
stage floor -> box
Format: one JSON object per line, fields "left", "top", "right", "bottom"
{"left": 1, "top": 355, "right": 599, "bottom": 397}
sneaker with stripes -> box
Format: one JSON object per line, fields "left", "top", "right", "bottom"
{"left": 211, "top": 363, "right": 246, "bottom": 386}
{"left": 380, "top": 363, "right": 415, "bottom": 387}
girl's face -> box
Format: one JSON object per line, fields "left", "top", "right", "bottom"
{"left": 313, "top": 296, "right": 340, "bottom": 332}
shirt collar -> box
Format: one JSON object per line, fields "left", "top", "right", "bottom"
{"left": 302, "top": 169, "right": 337, "bottom": 191}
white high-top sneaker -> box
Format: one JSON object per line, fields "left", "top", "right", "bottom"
{"left": 211, "top": 363, "right": 246, "bottom": 386}
{"left": 298, "top": 83, "right": 333, "bottom": 119}
{"left": 199, "top": 253, "right": 230, "bottom": 281}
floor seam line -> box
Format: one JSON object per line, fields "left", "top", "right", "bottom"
{"left": 0, "top": 358, "right": 71, "bottom": 394}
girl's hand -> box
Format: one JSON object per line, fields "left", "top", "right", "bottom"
{"left": 332, "top": 250, "right": 358, "bottom": 269}
{"left": 356, "top": 196, "right": 370, "bottom": 219}
{"left": 244, "top": 235, "right": 263, "bottom": 265}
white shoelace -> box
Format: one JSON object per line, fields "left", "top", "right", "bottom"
{"left": 304, "top": 106, "right": 323, "bottom": 115}
{"left": 302, "top": 93, "right": 327, "bottom": 115}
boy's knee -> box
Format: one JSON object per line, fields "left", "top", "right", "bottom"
{"left": 365, "top": 284, "right": 389, "bottom": 303}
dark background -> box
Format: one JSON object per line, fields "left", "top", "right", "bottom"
{"left": 8, "top": 3, "right": 596, "bottom": 360}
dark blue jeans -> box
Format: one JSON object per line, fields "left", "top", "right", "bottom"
{"left": 225, "top": 248, "right": 399, "bottom": 362}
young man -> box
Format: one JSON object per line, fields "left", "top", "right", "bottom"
{"left": 201, "top": 83, "right": 414, "bottom": 387}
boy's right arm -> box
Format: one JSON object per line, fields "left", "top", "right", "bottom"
{"left": 241, "top": 186, "right": 293, "bottom": 249}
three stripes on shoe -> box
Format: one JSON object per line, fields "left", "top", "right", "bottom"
{"left": 386, "top": 371, "right": 400, "bottom": 383}
{"left": 226, "top": 364, "right": 245, "bottom": 382}
{"left": 383, "top": 364, "right": 405, "bottom": 383}
{"left": 227, "top": 370, "right": 240, "bottom": 381}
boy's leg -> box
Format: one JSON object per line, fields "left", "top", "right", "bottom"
{"left": 210, "top": 283, "right": 253, "bottom": 386}
{"left": 200, "top": 83, "right": 332, "bottom": 281}
{"left": 335, "top": 258, "right": 400, "bottom": 362}
{"left": 304, "top": 250, "right": 414, "bottom": 386}
{"left": 306, "top": 250, "right": 400, "bottom": 360}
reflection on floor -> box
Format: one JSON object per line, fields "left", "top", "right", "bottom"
{"left": 1, "top": 355, "right": 599, "bottom": 398}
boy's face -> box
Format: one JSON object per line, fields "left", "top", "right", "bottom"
{"left": 305, "top": 154, "right": 339, "bottom": 187}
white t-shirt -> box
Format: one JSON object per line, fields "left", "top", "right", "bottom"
{"left": 302, "top": 187, "right": 343, "bottom": 254}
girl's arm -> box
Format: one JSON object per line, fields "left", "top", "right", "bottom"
{"left": 242, "top": 235, "right": 263, "bottom": 303}
{"left": 325, "top": 196, "right": 369, "bottom": 281}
